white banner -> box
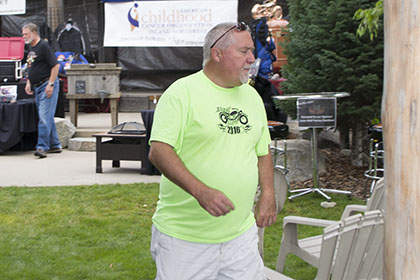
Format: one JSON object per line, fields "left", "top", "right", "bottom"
{"left": 104, "top": 1, "right": 238, "bottom": 47}
{"left": 0, "top": 0, "right": 25, "bottom": 15}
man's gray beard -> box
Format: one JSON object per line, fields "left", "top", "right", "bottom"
{"left": 24, "top": 38, "right": 33, "bottom": 44}
{"left": 239, "top": 69, "right": 250, "bottom": 84}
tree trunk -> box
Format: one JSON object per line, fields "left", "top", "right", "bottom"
{"left": 383, "top": 0, "right": 420, "bottom": 278}
{"left": 338, "top": 125, "right": 350, "bottom": 149}
{"left": 350, "top": 122, "right": 368, "bottom": 166}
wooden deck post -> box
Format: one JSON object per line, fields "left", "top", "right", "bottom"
{"left": 382, "top": 0, "right": 420, "bottom": 278}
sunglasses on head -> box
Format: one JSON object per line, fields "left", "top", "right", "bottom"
{"left": 210, "top": 22, "right": 249, "bottom": 49}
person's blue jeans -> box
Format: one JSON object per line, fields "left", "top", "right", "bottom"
{"left": 34, "top": 79, "right": 62, "bottom": 151}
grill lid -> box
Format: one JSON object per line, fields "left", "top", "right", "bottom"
{"left": 108, "top": 122, "right": 146, "bottom": 135}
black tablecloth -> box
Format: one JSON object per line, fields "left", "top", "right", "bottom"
{"left": 0, "top": 99, "right": 38, "bottom": 153}
{"left": 140, "top": 110, "right": 161, "bottom": 175}
{"left": 0, "top": 79, "right": 65, "bottom": 118}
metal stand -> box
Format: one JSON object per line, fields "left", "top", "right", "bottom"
{"left": 288, "top": 128, "right": 351, "bottom": 201}
{"left": 364, "top": 138, "right": 384, "bottom": 193}
{"left": 271, "top": 138, "right": 288, "bottom": 175}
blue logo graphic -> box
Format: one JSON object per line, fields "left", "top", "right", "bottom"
{"left": 128, "top": 3, "right": 139, "bottom": 31}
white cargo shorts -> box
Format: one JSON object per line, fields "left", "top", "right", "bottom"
{"left": 150, "top": 223, "right": 265, "bottom": 280}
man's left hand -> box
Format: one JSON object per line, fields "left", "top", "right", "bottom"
{"left": 254, "top": 190, "right": 277, "bottom": 228}
{"left": 45, "top": 84, "right": 53, "bottom": 98}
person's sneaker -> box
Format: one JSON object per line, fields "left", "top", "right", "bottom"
{"left": 47, "top": 147, "right": 62, "bottom": 153}
{"left": 34, "top": 148, "right": 47, "bottom": 158}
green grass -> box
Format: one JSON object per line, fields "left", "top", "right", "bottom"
{"left": 0, "top": 184, "right": 364, "bottom": 279}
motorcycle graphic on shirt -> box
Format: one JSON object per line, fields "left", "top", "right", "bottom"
{"left": 217, "top": 107, "right": 252, "bottom": 135}
{"left": 26, "top": 51, "right": 37, "bottom": 67}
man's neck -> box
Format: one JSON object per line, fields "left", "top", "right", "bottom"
{"left": 203, "top": 66, "right": 236, "bottom": 89}
{"left": 30, "top": 37, "right": 41, "bottom": 47}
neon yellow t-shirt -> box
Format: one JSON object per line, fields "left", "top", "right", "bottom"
{"left": 150, "top": 70, "right": 271, "bottom": 243}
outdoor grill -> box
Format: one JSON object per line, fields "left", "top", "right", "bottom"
{"left": 108, "top": 121, "right": 146, "bottom": 135}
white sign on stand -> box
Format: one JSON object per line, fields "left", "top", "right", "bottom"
{"left": 0, "top": 0, "right": 26, "bottom": 15}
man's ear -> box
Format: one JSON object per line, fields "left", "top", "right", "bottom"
{"left": 211, "top": 48, "right": 222, "bottom": 63}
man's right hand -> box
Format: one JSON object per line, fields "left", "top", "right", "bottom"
{"left": 194, "top": 186, "right": 235, "bottom": 217}
{"left": 149, "top": 141, "right": 235, "bottom": 217}
{"left": 25, "top": 83, "right": 33, "bottom": 95}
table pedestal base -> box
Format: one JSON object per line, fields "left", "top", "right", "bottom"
{"left": 288, "top": 128, "right": 351, "bottom": 201}
{"left": 289, "top": 188, "right": 351, "bottom": 201}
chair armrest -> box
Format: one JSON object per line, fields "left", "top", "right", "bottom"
{"left": 283, "top": 216, "right": 337, "bottom": 228}
{"left": 277, "top": 216, "right": 337, "bottom": 271}
{"left": 340, "top": 205, "right": 367, "bottom": 220}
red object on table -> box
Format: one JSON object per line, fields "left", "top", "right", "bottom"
{"left": 0, "top": 37, "right": 25, "bottom": 82}
{"left": 0, "top": 37, "right": 25, "bottom": 60}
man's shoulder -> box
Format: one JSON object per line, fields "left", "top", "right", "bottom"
{"left": 241, "top": 82, "right": 258, "bottom": 91}
{"left": 34, "top": 39, "right": 48, "bottom": 47}
{"left": 240, "top": 82, "right": 261, "bottom": 96}
{"left": 165, "top": 71, "right": 204, "bottom": 92}
{"left": 32, "top": 40, "right": 49, "bottom": 52}
{"left": 176, "top": 70, "right": 203, "bottom": 84}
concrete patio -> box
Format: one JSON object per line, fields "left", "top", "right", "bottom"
{"left": 0, "top": 112, "right": 161, "bottom": 187}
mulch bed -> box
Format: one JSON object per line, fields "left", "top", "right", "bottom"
{"left": 289, "top": 148, "right": 372, "bottom": 200}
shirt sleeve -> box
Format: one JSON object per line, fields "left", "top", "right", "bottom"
{"left": 44, "top": 43, "right": 58, "bottom": 68}
{"left": 149, "top": 80, "right": 189, "bottom": 153}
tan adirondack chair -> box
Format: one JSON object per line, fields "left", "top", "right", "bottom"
{"left": 275, "top": 178, "right": 385, "bottom": 272}
{"left": 265, "top": 210, "right": 385, "bottom": 280}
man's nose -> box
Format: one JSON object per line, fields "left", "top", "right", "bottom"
{"left": 246, "top": 50, "right": 255, "bottom": 64}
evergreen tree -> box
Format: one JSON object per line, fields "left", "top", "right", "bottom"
{"left": 280, "top": 0, "right": 383, "bottom": 163}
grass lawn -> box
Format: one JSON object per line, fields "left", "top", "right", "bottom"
{"left": 0, "top": 183, "right": 364, "bottom": 279}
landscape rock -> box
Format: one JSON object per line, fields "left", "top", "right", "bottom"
{"left": 286, "top": 120, "right": 341, "bottom": 148}
{"left": 318, "top": 129, "right": 341, "bottom": 149}
{"left": 340, "top": 149, "right": 352, "bottom": 157}
{"left": 272, "top": 139, "right": 326, "bottom": 182}
{"left": 54, "top": 118, "right": 76, "bottom": 148}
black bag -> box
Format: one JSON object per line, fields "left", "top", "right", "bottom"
{"left": 253, "top": 76, "right": 288, "bottom": 123}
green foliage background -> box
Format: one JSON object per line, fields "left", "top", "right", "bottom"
{"left": 279, "top": 0, "right": 383, "bottom": 144}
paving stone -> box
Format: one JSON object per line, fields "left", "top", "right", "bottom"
{"left": 68, "top": 137, "right": 96, "bottom": 152}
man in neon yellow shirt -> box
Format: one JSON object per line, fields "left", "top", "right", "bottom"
{"left": 149, "top": 22, "right": 277, "bottom": 279}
